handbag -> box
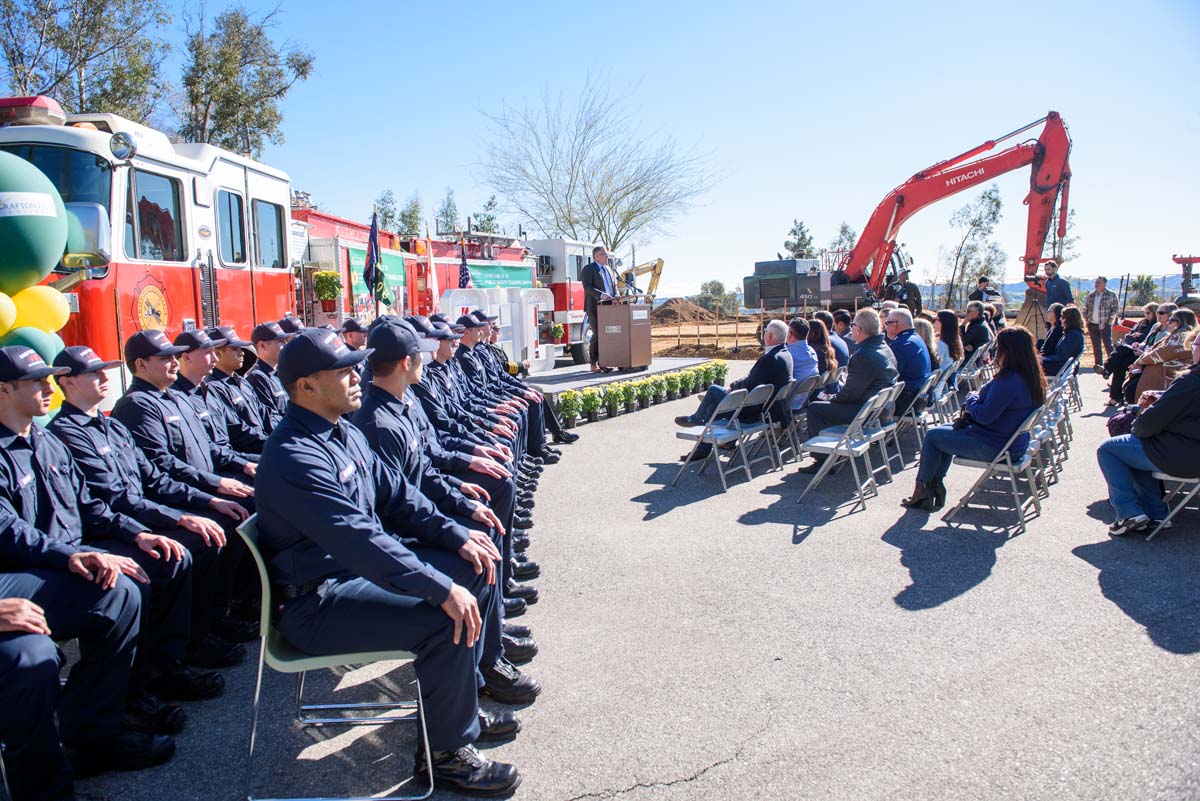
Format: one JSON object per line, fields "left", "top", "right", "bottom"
{"left": 1106, "top": 406, "right": 1139, "bottom": 437}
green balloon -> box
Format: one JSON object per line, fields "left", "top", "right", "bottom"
{"left": 0, "top": 151, "right": 68, "bottom": 295}
{"left": 1, "top": 326, "right": 64, "bottom": 362}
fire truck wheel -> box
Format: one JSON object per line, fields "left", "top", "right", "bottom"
{"left": 569, "top": 343, "right": 587, "bottom": 365}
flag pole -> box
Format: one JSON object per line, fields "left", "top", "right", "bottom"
{"left": 372, "top": 203, "right": 380, "bottom": 319}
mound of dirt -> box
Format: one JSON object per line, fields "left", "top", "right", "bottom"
{"left": 656, "top": 344, "right": 760, "bottom": 360}
{"left": 652, "top": 298, "right": 715, "bottom": 324}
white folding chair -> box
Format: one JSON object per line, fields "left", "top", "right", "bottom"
{"left": 930, "top": 358, "right": 963, "bottom": 423}
{"left": 956, "top": 347, "right": 989, "bottom": 393}
{"left": 942, "top": 407, "right": 1045, "bottom": 535}
{"left": 797, "top": 389, "right": 890, "bottom": 513}
{"left": 1148, "top": 473, "right": 1200, "bottom": 540}
{"left": 672, "top": 388, "right": 750, "bottom": 492}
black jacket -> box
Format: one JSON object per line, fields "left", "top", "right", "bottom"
{"left": 1042, "top": 328, "right": 1085, "bottom": 376}
{"left": 1133, "top": 363, "right": 1200, "bottom": 478}
{"left": 961, "top": 317, "right": 991, "bottom": 356}
{"left": 730, "top": 343, "right": 792, "bottom": 421}
{"left": 831, "top": 334, "right": 898, "bottom": 408}
{"left": 579, "top": 260, "right": 611, "bottom": 324}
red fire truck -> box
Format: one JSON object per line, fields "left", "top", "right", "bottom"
{"left": 0, "top": 95, "right": 296, "bottom": 394}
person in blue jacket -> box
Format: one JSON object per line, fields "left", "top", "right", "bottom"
{"left": 1041, "top": 305, "right": 1086, "bottom": 376}
{"left": 901, "top": 326, "right": 1045, "bottom": 511}
{"left": 1042, "top": 260, "right": 1075, "bottom": 308}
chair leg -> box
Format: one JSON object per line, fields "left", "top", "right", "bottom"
{"left": 944, "top": 466, "right": 994, "bottom": 523}
{"left": 848, "top": 454, "right": 867, "bottom": 512}
{"left": 671, "top": 440, "right": 703, "bottom": 487}
{"left": 1147, "top": 484, "right": 1200, "bottom": 541}
{"left": 799, "top": 452, "right": 839, "bottom": 500}
{"left": 243, "top": 637, "right": 269, "bottom": 801}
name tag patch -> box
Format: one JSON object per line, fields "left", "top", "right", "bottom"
{"left": 338, "top": 463, "right": 356, "bottom": 482}
{"left": 17, "top": 473, "right": 33, "bottom": 488}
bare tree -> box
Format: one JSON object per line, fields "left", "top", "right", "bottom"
{"left": 939, "top": 184, "right": 1003, "bottom": 307}
{"left": 480, "top": 79, "right": 719, "bottom": 251}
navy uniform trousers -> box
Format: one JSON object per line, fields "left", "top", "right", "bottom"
{"left": 0, "top": 572, "right": 141, "bottom": 801}
{"left": 274, "top": 544, "right": 496, "bottom": 752}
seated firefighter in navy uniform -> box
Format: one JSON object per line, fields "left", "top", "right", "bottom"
{"left": 172, "top": 329, "right": 262, "bottom": 466}
{"left": 254, "top": 329, "right": 525, "bottom": 796}
{"left": 246, "top": 321, "right": 297, "bottom": 434}
{"left": 0, "top": 346, "right": 222, "bottom": 794}
{"left": 49, "top": 345, "right": 254, "bottom": 665}
{"left": 202, "top": 325, "right": 269, "bottom": 454}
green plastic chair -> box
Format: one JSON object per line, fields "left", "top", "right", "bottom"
{"left": 237, "top": 515, "right": 434, "bottom": 801}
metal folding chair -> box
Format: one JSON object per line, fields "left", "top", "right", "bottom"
{"left": 1148, "top": 473, "right": 1200, "bottom": 540}
{"left": 672, "top": 388, "right": 750, "bottom": 492}
{"left": 942, "top": 407, "right": 1045, "bottom": 535}
{"left": 956, "top": 347, "right": 989, "bottom": 393}
{"left": 780, "top": 373, "right": 825, "bottom": 462}
{"left": 897, "top": 369, "right": 943, "bottom": 447}
{"left": 735, "top": 383, "right": 785, "bottom": 474}
{"left": 236, "top": 516, "right": 434, "bottom": 801}
{"left": 797, "top": 389, "right": 890, "bottom": 513}
{"left": 929, "top": 358, "right": 963, "bottom": 424}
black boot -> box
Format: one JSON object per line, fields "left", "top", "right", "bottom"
{"left": 900, "top": 481, "right": 936, "bottom": 511}
{"left": 929, "top": 477, "right": 947, "bottom": 510}
{"left": 413, "top": 742, "right": 522, "bottom": 795}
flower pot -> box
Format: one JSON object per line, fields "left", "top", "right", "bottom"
{"left": 586, "top": 410, "right": 599, "bottom": 423}
{"left": 638, "top": 398, "right": 649, "bottom": 410}
{"left": 653, "top": 393, "right": 664, "bottom": 405}
{"left": 563, "top": 417, "right": 576, "bottom": 429}
{"left": 624, "top": 402, "right": 636, "bottom": 414}
{"left": 714, "top": 377, "right": 726, "bottom": 387}
{"left": 606, "top": 405, "right": 621, "bottom": 418}
{"left": 666, "top": 390, "right": 677, "bottom": 401}
{"left": 320, "top": 299, "right": 337, "bottom": 313}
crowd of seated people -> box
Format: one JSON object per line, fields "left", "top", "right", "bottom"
{"left": 2, "top": 310, "right": 572, "bottom": 800}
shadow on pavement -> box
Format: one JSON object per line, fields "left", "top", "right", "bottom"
{"left": 736, "top": 472, "right": 842, "bottom": 543}
{"left": 633, "top": 459, "right": 756, "bottom": 519}
{"left": 1073, "top": 536, "right": 1200, "bottom": 654}
{"left": 881, "top": 514, "right": 1012, "bottom": 611}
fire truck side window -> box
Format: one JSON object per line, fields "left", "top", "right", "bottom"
{"left": 126, "top": 169, "right": 185, "bottom": 262}
{"left": 0, "top": 144, "right": 112, "bottom": 211}
{"left": 217, "top": 190, "right": 246, "bottom": 264}
{"left": 252, "top": 199, "right": 285, "bottom": 269}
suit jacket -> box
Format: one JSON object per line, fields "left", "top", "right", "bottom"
{"left": 731, "top": 343, "right": 792, "bottom": 421}
{"left": 830, "top": 334, "right": 899, "bottom": 408}
{"left": 579, "top": 260, "right": 611, "bottom": 324}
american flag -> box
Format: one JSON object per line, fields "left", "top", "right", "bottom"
{"left": 458, "top": 238, "right": 472, "bottom": 289}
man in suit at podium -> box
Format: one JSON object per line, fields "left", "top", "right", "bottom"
{"left": 580, "top": 245, "right": 616, "bottom": 373}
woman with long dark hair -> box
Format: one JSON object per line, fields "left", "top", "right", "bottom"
{"left": 1040, "top": 303, "right": 1065, "bottom": 357}
{"left": 806, "top": 318, "right": 838, "bottom": 375}
{"left": 901, "top": 326, "right": 1046, "bottom": 511}
{"left": 935, "top": 310, "right": 964, "bottom": 365}
{"left": 1041, "top": 305, "right": 1085, "bottom": 376}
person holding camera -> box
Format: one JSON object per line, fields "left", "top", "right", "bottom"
{"left": 900, "top": 326, "right": 1045, "bottom": 511}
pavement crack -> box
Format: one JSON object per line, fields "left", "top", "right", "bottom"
{"left": 561, "top": 712, "right": 774, "bottom": 801}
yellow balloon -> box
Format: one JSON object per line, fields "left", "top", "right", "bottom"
{"left": 0, "top": 292, "right": 14, "bottom": 337}
{"left": 11, "top": 285, "right": 70, "bottom": 333}
{"left": 48, "top": 382, "right": 64, "bottom": 412}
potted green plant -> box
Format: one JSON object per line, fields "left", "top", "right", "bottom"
{"left": 620, "top": 381, "right": 637, "bottom": 414}
{"left": 649, "top": 375, "right": 665, "bottom": 404}
{"left": 635, "top": 379, "right": 653, "bottom": 409}
{"left": 580, "top": 388, "right": 601, "bottom": 423}
{"left": 558, "top": 389, "right": 581, "bottom": 428}
{"left": 550, "top": 322, "right": 565, "bottom": 341}
{"left": 604, "top": 384, "right": 622, "bottom": 418}
{"left": 689, "top": 368, "right": 705, "bottom": 394}
{"left": 664, "top": 372, "right": 680, "bottom": 400}
{"left": 312, "top": 270, "right": 343, "bottom": 313}
{"left": 677, "top": 369, "right": 694, "bottom": 396}
{"left": 711, "top": 359, "right": 729, "bottom": 386}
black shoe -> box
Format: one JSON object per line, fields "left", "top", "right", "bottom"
{"left": 529, "top": 449, "right": 560, "bottom": 464}
{"left": 513, "top": 552, "right": 529, "bottom": 564}
{"left": 553, "top": 431, "right": 579, "bottom": 444}
{"left": 542, "top": 445, "right": 562, "bottom": 457}
{"left": 679, "top": 447, "right": 711, "bottom": 462}
{"left": 900, "top": 481, "right": 936, "bottom": 511}
{"left": 413, "top": 743, "right": 521, "bottom": 797}
{"left": 505, "top": 580, "right": 538, "bottom": 604}
{"left": 147, "top": 662, "right": 224, "bottom": 702}
{"left": 211, "top": 616, "right": 259, "bottom": 644}
{"left": 929, "top": 477, "right": 947, "bottom": 510}
{"left": 65, "top": 730, "right": 175, "bottom": 778}
{"left": 510, "top": 559, "right": 540, "bottom": 580}
{"left": 477, "top": 709, "right": 523, "bottom": 743}
{"left": 502, "top": 621, "right": 532, "bottom": 638}
{"left": 503, "top": 597, "right": 527, "bottom": 617}
{"left": 481, "top": 658, "right": 541, "bottom": 705}
{"left": 674, "top": 415, "right": 698, "bottom": 427}
{"left": 1109, "top": 515, "right": 1150, "bottom": 537}
{"left": 186, "top": 634, "right": 246, "bottom": 669}
{"left": 512, "top": 535, "right": 530, "bottom": 553}
{"left": 524, "top": 456, "right": 544, "bottom": 467}
{"left": 501, "top": 634, "right": 538, "bottom": 665}
{"left": 123, "top": 691, "right": 187, "bottom": 735}
{"left": 796, "top": 458, "right": 826, "bottom": 475}
{"left": 517, "top": 497, "right": 535, "bottom": 511}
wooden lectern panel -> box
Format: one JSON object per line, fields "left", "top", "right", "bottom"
{"left": 598, "top": 302, "right": 652, "bottom": 369}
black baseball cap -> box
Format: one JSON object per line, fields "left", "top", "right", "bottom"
{"left": 174, "top": 329, "right": 227, "bottom": 352}
{"left": 407, "top": 315, "right": 461, "bottom": 341}
{"left": 276, "top": 329, "right": 372, "bottom": 385}
{"left": 367, "top": 319, "right": 436, "bottom": 363}
{"left": 277, "top": 316, "right": 305, "bottom": 335}
{"left": 340, "top": 318, "right": 367, "bottom": 334}
{"left": 471, "top": 308, "right": 498, "bottom": 322}
{"left": 456, "top": 314, "right": 487, "bottom": 329}
{"left": 125, "top": 330, "right": 188, "bottom": 363}
{"left": 205, "top": 326, "right": 252, "bottom": 348}
{"left": 0, "top": 346, "right": 69, "bottom": 381}
{"left": 429, "top": 313, "right": 451, "bottom": 325}
{"left": 431, "top": 322, "right": 464, "bottom": 340}
{"left": 53, "top": 345, "right": 122, "bottom": 377}
{"left": 251, "top": 322, "right": 295, "bottom": 343}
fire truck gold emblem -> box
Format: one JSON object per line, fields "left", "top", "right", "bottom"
{"left": 137, "top": 285, "right": 168, "bottom": 330}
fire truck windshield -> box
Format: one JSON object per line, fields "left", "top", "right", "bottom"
{"left": 0, "top": 143, "right": 113, "bottom": 211}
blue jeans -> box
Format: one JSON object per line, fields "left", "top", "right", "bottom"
{"left": 916, "top": 425, "right": 1003, "bottom": 483}
{"left": 1096, "top": 434, "right": 1169, "bottom": 520}
{"left": 688, "top": 386, "right": 728, "bottom": 423}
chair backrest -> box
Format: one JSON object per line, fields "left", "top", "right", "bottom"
{"left": 792, "top": 372, "right": 824, "bottom": 410}
{"left": 912, "top": 370, "right": 941, "bottom": 406}
{"left": 817, "top": 368, "right": 833, "bottom": 387}
{"left": 961, "top": 346, "right": 987, "bottom": 373}
{"left": 832, "top": 366, "right": 847, "bottom": 385}
{"left": 989, "top": 405, "right": 1045, "bottom": 465}
{"left": 847, "top": 389, "right": 891, "bottom": 438}
{"left": 702, "top": 387, "right": 747, "bottom": 426}
{"left": 770, "top": 379, "right": 797, "bottom": 422}
{"left": 741, "top": 383, "right": 777, "bottom": 421}
{"left": 1051, "top": 357, "right": 1078, "bottom": 388}
{"left": 235, "top": 515, "right": 273, "bottom": 639}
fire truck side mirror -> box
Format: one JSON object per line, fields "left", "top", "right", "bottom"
{"left": 61, "top": 203, "right": 112, "bottom": 270}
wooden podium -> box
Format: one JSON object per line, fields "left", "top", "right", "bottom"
{"left": 598, "top": 299, "right": 652, "bottom": 369}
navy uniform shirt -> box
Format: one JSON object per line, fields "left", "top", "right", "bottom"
{"left": 478, "top": 343, "right": 527, "bottom": 393}
{"left": 246, "top": 361, "right": 288, "bottom": 433}
{"left": 111, "top": 377, "right": 249, "bottom": 492}
{"left": 173, "top": 374, "right": 260, "bottom": 463}
{"left": 411, "top": 376, "right": 489, "bottom": 450}
{"left": 194, "top": 368, "right": 268, "bottom": 454}
{"left": 256, "top": 405, "right": 466, "bottom": 606}
{"left": 352, "top": 385, "right": 474, "bottom": 519}
{"left": 0, "top": 422, "right": 145, "bottom": 571}
{"left": 425, "top": 359, "right": 500, "bottom": 426}
{"left": 49, "top": 403, "right": 214, "bottom": 531}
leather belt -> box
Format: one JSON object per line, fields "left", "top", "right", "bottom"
{"left": 271, "top": 582, "right": 322, "bottom": 601}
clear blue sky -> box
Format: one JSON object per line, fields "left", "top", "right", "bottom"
{"left": 171, "top": 0, "right": 1198, "bottom": 297}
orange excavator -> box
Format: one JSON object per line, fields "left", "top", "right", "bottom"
{"left": 840, "top": 111, "right": 1072, "bottom": 297}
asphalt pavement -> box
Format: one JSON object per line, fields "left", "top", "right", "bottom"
{"left": 80, "top": 363, "right": 1199, "bottom": 801}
